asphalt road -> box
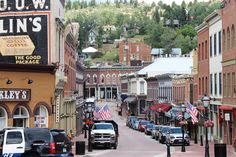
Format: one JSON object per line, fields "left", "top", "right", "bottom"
{"left": 84, "top": 101, "right": 175, "bottom": 157}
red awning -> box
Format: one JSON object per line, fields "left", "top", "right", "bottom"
{"left": 150, "top": 103, "right": 172, "bottom": 112}
{"left": 219, "top": 105, "right": 233, "bottom": 111}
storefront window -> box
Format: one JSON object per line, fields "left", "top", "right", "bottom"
{"left": 34, "top": 106, "right": 48, "bottom": 128}
{"left": 0, "top": 107, "right": 7, "bottom": 130}
{"left": 13, "top": 106, "right": 29, "bottom": 127}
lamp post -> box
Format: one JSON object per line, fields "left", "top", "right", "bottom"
{"left": 202, "top": 95, "right": 210, "bottom": 157}
{"left": 181, "top": 104, "right": 186, "bottom": 152}
{"left": 84, "top": 103, "right": 95, "bottom": 152}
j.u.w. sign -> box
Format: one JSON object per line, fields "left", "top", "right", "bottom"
{"left": 0, "top": 89, "right": 31, "bottom": 101}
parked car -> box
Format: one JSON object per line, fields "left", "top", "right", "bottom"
{"left": 138, "top": 120, "right": 150, "bottom": 132}
{"left": 144, "top": 123, "right": 154, "bottom": 135}
{"left": 50, "top": 129, "right": 74, "bottom": 156}
{"left": 166, "top": 127, "right": 190, "bottom": 146}
{"left": 151, "top": 125, "right": 162, "bottom": 140}
{"left": 133, "top": 120, "right": 140, "bottom": 130}
{"left": 159, "top": 126, "right": 170, "bottom": 144}
{"left": 126, "top": 116, "right": 137, "bottom": 128}
{"left": 0, "top": 127, "right": 55, "bottom": 157}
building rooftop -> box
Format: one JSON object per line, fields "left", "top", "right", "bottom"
{"left": 138, "top": 57, "right": 193, "bottom": 77}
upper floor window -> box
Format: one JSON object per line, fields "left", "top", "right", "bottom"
{"left": 112, "top": 74, "right": 116, "bottom": 84}
{"left": 86, "top": 75, "right": 90, "bottom": 84}
{"left": 232, "top": 25, "right": 235, "bottom": 48}
{"left": 219, "top": 73, "right": 222, "bottom": 95}
{"left": 101, "top": 74, "right": 105, "bottom": 84}
{"left": 219, "top": 31, "right": 222, "bottom": 54}
{"left": 214, "top": 73, "right": 217, "bottom": 95}
{"left": 140, "top": 81, "right": 145, "bottom": 94}
{"left": 106, "top": 74, "right": 111, "bottom": 84}
{"left": 210, "top": 36, "right": 212, "bottom": 57}
{"left": 223, "top": 30, "right": 226, "bottom": 51}
{"left": 210, "top": 74, "right": 213, "bottom": 95}
{"left": 93, "top": 75, "right": 97, "bottom": 84}
{"left": 214, "top": 34, "right": 217, "bottom": 56}
{"left": 227, "top": 27, "right": 230, "bottom": 50}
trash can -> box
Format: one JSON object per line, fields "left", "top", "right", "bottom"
{"left": 214, "top": 143, "right": 227, "bottom": 157}
{"left": 76, "top": 141, "right": 85, "bottom": 155}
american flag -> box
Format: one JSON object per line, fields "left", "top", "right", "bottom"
{"left": 98, "top": 104, "right": 112, "bottom": 120}
{"left": 93, "top": 105, "right": 101, "bottom": 120}
{"left": 186, "top": 101, "right": 199, "bottom": 124}
{"left": 176, "top": 111, "right": 183, "bottom": 120}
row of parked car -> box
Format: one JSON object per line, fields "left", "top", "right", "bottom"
{"left": 0, "top": 127, "right": 73, "bottom": 157}
{"left": 126, "top": 116, "right": 190, "bottom": 146}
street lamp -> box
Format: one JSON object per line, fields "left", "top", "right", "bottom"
{"left": 83, "top": 103, "right": 95, "bottom": 152}
{"left": 180, "top": 104, "right": 186, "bottom": 152}
{"left": 202, "top": 95, "right": 210, "bottom": 157}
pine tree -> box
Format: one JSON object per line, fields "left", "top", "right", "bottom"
{"left": 66, "top": 0, "right": 72, "bottom": 10}
{"left": 153, "top": 7, "right": 160, "bottom": 24}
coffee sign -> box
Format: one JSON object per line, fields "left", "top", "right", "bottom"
{"left": 0, "top": 0, "right": 50, "bottom": 65}
{"left": 0, "top": 89, "right": 31, "bottom": 101}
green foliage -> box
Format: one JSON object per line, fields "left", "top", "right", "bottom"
{"left": 65, "top": 0, "right": 220, "bottom": 56}
{"left": 96, "top": 50, "right": 119, "bottom": 63}
{"left": 91, "top": 51, "right": 103, "bottom": 59}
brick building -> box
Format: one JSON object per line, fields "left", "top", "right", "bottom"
{"left": 119, "top": 41, "right": 152, "bottom": 65}
{"left": 85, "top": 65, "right": 142, "bottom": 101}
{"left": 221, "top": 0, "right": 236, "bottom": 145}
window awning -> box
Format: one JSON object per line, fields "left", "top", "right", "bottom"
{"left": 124, "top": 97, "right": 136, "bottom": 103}
{"left": 150, "top": 103, "right": 172, "bottom": 112}
{"left": 219, "top": 105, "right": 233, "bottom": 111}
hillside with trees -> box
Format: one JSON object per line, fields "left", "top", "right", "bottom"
{"left": 65, "top": 0, "right": 220, "bottom": 59}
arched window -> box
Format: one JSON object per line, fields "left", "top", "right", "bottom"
{"left": 101, "top": 74, "right": 105, "bottom": 84}
{"left": 232, "top": 25, "right": 235, "bottom": 48}
{"left": 0, "top": 107, "right": 7, "bottom": 130}
{"left": 34, "top": 105, "right": 48, "bottom": 128}
{"left": 93, "top": 75, "right": 97, "bottom": 84}
{"left": 107, "top": 74, "right": 110, "bottom": 84}
{"left": 13, "top": 106, "right": 29, "bottom": 127}
{"left": 223, "top": 29, "right": 226, "bottom": 51}
{"left": 227, "top": 27, "right": 230, "bottom": 50}
{"left": 86, "top": 74, "right": 90, "bottom": 84}
{"left": 112, "top": 74, "right": 116, "bottom": 84}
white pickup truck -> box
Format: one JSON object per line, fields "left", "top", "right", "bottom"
{"left": 90, "top": 120, "right": 118, "bottom": 149}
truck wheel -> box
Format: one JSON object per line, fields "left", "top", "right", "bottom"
{"left": 113, "top": 143, "right": 117, "bottom": 149}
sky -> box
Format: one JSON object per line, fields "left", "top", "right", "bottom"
{"left": 74, "top": 0, "right": 210, "bottom": 5}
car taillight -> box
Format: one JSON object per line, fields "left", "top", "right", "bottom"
{"left": 49, "top": 142, "right": 56, "bottom": 154}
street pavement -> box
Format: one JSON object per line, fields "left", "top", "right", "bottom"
{"left": 72, "top": 101, "right": 236, "bottom": 157}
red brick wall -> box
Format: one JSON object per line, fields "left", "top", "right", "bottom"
{"left": 64, "top": 40, "right": 76, "bottom": 97}
{"left": 197, "top": 26, "right": 209, "bottom": 100}
{"left": 119, "top": 41, "right": 151, "bottom": 65}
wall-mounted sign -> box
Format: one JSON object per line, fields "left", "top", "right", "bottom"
{"left": 0, "top": 0, "right": 50, "bottom": 65}
{"left": 0, "top": 89, "right": 31, "bottom": 101}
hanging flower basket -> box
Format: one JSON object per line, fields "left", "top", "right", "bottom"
{"left": 204, "top": 120, "right": 214, "bottom": 128}
{"left": 179, "top": 120, "right": 188, "bottom": 125}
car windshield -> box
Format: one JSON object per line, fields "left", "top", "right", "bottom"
{"left": 93, "top": 124, "right": 114, "bottom": 130}
{"left": 140, "top": 121, "right": 148, "bottom": 125}
{"left": 171, "top": 128, "right": 182, "bottom": 134}
{"left": 162, "top": 127, "right": 169, "bottom": 133}
{"left": 146, "top": 124, "right": 153, "bottom": 128}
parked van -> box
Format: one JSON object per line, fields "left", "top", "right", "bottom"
{"left": 0, "top": 128, "right": 55, "bottom": 157}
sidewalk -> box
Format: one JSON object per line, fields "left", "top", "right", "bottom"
{"left": 171, "top": 141, "right": 236, "bottom": 157}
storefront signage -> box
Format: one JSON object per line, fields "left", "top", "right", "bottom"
{"left": 0, "top": 89, "right": 31, "bottom": 101}
{"left": 225, "top": 113, "right": 230, "bottom": 121}
{"left": 0, "top": 0, "right": 50, "bottom": 65}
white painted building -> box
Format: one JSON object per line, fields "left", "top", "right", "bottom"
{"left": 206, "top": 10, "right": 223, "bottom": 142}
{"left": 50, "top": 1, "right": 66, "bottom": 128}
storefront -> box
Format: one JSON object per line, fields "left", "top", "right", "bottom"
{"left": 0, "top": 64, "right": 56, "bottom": 130}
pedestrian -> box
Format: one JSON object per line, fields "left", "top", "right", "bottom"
{"left": 67, "top": 130, "right": 74, "bottom": 141}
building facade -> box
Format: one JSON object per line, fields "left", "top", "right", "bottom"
{"left": 221, "top": 0, "right": 236, "bottom": 145}
{"left": 0, "top": 0, "right": 65, "bottom": 129}
{"left": 119, "top": 41, "right": 151, "bottom": 65}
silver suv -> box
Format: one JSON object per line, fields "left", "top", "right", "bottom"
{"left": 166, "top": 127, "right": 190, "bottom": 146}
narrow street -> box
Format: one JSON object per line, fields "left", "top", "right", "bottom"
{"left": 73, "top": 101, "right": 236, "bottom": 157}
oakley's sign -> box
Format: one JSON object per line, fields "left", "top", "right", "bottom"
{"left": 0, "top": 89, "right": 31, "bottom": 101}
